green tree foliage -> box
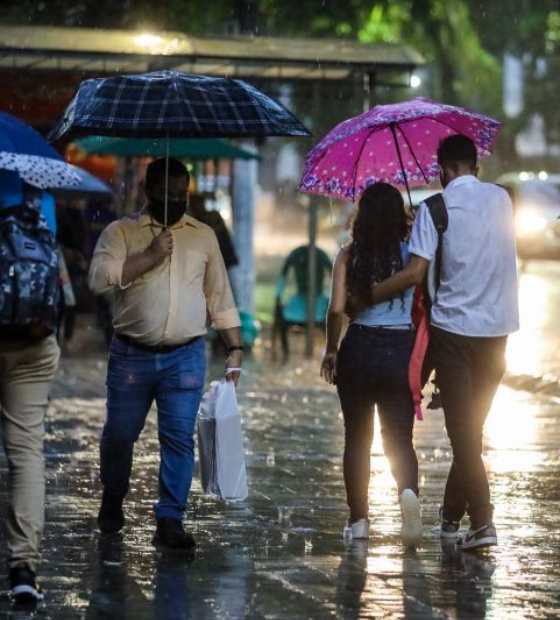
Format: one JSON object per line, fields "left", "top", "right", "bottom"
{"left": 4, "top": 0, "right": 560, "bottom": 168}
{"left": 358, "top": 0, "right": 501, "bottom": 113}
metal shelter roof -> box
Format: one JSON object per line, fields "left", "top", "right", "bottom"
{"left": 0, "top": 25, "right": 424, "bottom": 82}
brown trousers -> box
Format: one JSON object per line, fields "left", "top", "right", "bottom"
{"left": 0, "top": 335, "right": 59, "bottom": 571}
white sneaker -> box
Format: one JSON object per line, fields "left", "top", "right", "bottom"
{"left": 343, "top": 518, "right": 370, "bottom": 541}
{"left": 400, "top": 489, "right": 422, "bottom": 548}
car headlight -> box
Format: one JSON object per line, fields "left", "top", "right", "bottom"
{"left": 516, "top": 210, "right": 548, "bottom": 237}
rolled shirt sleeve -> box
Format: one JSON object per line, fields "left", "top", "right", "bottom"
{"left": 204, "top": 232, "right": 241, "bottom": 331}
{"left": 88, "top": 221, "right": 132, "bottom": 295}
{"left": 409, "top": 202, "right": 439, "bottom": 261}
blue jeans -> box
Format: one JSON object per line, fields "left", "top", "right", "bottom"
{"left": 100, "top": 336, "right": 206, "bottom": 521}
{"left": 336, "top": 323, "right": 418, "bottom": 522}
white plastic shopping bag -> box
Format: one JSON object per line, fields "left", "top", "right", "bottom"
{"left": 197, "top": 380, "right": 248, "bottom": 502}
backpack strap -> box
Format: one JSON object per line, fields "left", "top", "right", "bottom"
{"left": 424, "top": 193, "right": 448, "bottom": 302}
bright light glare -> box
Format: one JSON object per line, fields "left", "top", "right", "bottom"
{"left": 485, "top": 387, "right": 540, "bottom": 473}
{"left": 506, "top": 270, "right": 549, "bottom": 376}
{"left": 539, "top": 170, "right": 549, "bottom": 180}
{"left": 515, "top": 210, "right": 548, "bottom": 236}
{"left": 410, "top": 75, "right": 422, "bottom": 88}
{"left": 135, "top": 33, "right": 164, "bottom": 48}
{"left": 519, "top": 171, "right": 531, "bottom": 181}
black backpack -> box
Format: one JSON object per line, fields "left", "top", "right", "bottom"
{"left": 424, "top": 193, "right": 448, "bottom": 306}
{"left": 0, "top": 203, "right": 60, "bottom": 340}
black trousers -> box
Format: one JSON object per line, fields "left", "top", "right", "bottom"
{"left": 428, "top": 326, "right": 507, "bottom": 527}
{"left": 337, "top": 324, "right": 418, "bottom": 522}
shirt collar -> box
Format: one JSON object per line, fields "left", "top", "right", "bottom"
{"left": 445, "top": 174, "right": 479, "bottom": 190}
{"left": 138, "top": 205, "right": 201, "bottom": 230}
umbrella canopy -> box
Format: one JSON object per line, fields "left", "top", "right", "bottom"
{"left": 0, "top": 111, "right": 81, "bottom": 189}
{"left": 74, "top": 136, "right": 259, "bottom": 160}
{"left": 49, "top": 70, "right": 310, "bottom": 140}
{"left": 50, "top": 164, "right": 113, "bottom": 199}
{"left": 299, "top": 97, "right": 502, "bottom": 202}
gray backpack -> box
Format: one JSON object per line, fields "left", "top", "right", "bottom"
{"left": 0, "top": 204, "right": 60, "bottom": 340}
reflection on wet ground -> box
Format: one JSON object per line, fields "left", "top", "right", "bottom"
{"left": 0, "top": 262, "right": 560, "bottom": 618}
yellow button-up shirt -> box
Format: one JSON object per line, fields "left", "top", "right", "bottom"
{"left": 89, "top": 208, "right": 240, "bottom": 346}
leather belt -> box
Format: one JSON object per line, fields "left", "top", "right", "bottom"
{"left": 115, "top": 333, "right": 198, "bottom": 353}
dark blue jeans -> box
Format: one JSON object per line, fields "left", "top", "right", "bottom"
{"left": 100, "top": 336, "right": 206, "bottom": 521}
{"left": 336, "top": 323, "right": 418, "bottom": 522}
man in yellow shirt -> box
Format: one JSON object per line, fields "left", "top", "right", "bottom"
{"left": 89, "top": 158, "right": 243, "bottom": 549}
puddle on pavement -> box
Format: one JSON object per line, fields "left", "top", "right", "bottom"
{"left": 0, "top": 352, "right": 558, "bottom": 618}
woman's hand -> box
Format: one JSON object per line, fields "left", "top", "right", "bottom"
{"left": 320, "top": 352, "right": 337, "bottom": 385}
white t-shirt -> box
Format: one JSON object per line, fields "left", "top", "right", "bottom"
{"left": 409, "top": 175, "right": 519, "bottom": 337}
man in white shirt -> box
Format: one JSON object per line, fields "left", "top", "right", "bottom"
{"left": 362, "top": 135, "right": 519, "bottom": 550}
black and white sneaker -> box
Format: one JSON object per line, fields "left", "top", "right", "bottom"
{"left": 9, "top": 566, "right": 44, "bottom": 604}
{"left": 457, "top": 523, "right": 497, "bottom": 550}
{"left": 439, "top": 507, "right": 461, "bottom": 539}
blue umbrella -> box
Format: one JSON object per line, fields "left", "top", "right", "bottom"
{"left": 49, "top": 70, "right": 310, "bottom": 140}
{"left": 0, "top": 111, "right": 80, "bottom": 188}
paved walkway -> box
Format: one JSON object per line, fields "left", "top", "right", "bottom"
{"left": 0, "top": 261, "right": 559, "bottom": 618}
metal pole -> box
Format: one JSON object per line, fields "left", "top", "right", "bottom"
{"left": 305, "top": 194, "right": 318, "bottom": 358}
{"left": 231, "top": 141, "right": 257, "bottom": 315}
{"left": 305, "top": 80, "right": 321, "bottom": 358}
{"left": 363, "top": 71, "right": 370, "bottom": 113}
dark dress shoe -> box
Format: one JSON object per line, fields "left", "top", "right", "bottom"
{"left": 152, "top": 518, "right": 196, "bottom": 549}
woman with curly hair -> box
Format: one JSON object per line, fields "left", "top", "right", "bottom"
{"left": 320, "top": 182, "right": 422, "bottom": 548}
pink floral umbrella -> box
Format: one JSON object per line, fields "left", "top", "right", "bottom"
{"left": 299, "top": 97, "right": 503, "bottom": 202}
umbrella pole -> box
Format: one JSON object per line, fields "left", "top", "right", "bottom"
{"left": 306, "top": 195, "right": 318, "bottom": 359}
{"left": 390, "top": 124, "right": 412, "bottom": 209}
{"left": 164, "top": 133, "right": 170, "bottom": 228}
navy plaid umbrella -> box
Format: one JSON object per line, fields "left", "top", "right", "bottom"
{"left": 49, "top": 71, "right": 310, "bottom": 141}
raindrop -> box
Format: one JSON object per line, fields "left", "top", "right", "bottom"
{"left": 266, "top": 447, "right": 275, "bottom": 466}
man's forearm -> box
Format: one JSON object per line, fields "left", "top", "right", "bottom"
{"left": 219, "top": 326, "right": 243, "bottom": 348}
{"left": 369, "top": 258, "right": 428, "bottom": 305}
{"left": 121, "top": 251, "right": 158, "bottom": 287}
{"left": 369, "top": 270, "right": 416, "bottom": 305}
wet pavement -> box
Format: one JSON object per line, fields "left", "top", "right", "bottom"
{"left": 1, "top": 261, "right": 560, "bottom": 618}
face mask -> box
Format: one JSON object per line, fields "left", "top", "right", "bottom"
{"left": 148, "top": 198, "right": 187, "bottom": 226}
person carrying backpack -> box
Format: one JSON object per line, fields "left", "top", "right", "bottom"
{"left": 0, "top": 178, "right": 61, "bottom": 603}
{"left": 360, "top": 135, "right": 519, "bottom": 550}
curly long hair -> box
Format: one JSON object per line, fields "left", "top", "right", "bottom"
{"left": 347, "top": 183, "right": 409, "bottom": 304}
